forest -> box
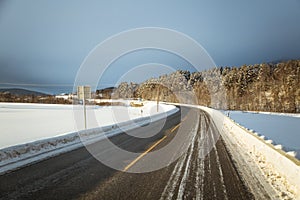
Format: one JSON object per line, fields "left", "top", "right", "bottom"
{"left": 112, "top": 60, "right": 300, "bottom": 113}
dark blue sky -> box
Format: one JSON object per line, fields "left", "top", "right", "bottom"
{"left": 0, "top": 0, "right": 300, "bottom": 94}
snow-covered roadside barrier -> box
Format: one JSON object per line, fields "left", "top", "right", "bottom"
{"left": 0, "top": 103, "right": 178, "bottom": 175}
{"left": 198, "top": 106, "right": 300, "bottom": 200}
{"left": 223, "top": 110, "right": 300, "bottom": 159}
{"left": 165, "top": 102, "right": 300, "bottom": 199}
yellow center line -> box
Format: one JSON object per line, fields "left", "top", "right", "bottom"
{"left": 182, "top": 115, "right": 188, "bottom": 122}
{"left": 170, "top": 115, "right": 188, "bottom": 133}
{"left": 170, "top": 123, "right": 181, "bottom": 133}
{"left": 123, "top": 115, "right": 189, "bottom": 171}
{"left": 123, "top": 135, "right": 167, "bottom": 172}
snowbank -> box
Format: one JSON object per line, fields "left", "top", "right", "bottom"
{"left": 166, "top": 102, "right": 300, "bottom": 199}
{"left": 225, "top": 110, "right": 300, "bottom": 160}
{"left": 201, "top": 106, "right": 300, "bottom": 200}
{"left": 0, "top": 102, "right": 178, "bottom": 174}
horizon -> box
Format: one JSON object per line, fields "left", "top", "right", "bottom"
{"left": 1, "top": 58, "right": 298, "bottom": 95}
{"left": 1, "top": 1, "right": 300, "bottom": 94}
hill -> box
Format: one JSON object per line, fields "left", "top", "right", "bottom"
{"left": 0, "top": 88, "right": 71, "bottom": 104}
{"left": 0, "top": 88, "right": 48, "bottom": 96}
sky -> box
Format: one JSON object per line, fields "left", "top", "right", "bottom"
{"left": 0, "top": 0, "right": 300, "bottom": 94}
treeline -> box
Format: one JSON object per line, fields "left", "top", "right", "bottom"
{"left": 113, "top": 60, "right": 300, "bottom": 113}
{"left": 0, "top": 92, "right": 71, "bottom": 104}
{"left": 222, "top": 60, "right": 300, "bottom": 112}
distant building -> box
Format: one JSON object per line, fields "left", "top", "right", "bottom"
{"left": 55, "top": 93, "right": 72, "bottom": 100}
{"left": 77, "top": 86, "right": 91, "bottom": 100}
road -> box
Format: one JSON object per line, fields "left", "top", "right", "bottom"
{"left": 0, "top": 106, "right": 254, "bottom": 200}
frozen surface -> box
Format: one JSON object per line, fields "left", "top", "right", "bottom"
{"left": 225, "top": 110, "right": 300, "bottom": 158}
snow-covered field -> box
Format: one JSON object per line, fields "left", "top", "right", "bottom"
{"left": 225, "top": 110, "right": 300, "bottom": 159}
{"left": 0, "top": 102, "right": 175, "bottom": 149}
{"left": 0, "top": 102, "right": 178, "bottom": 174}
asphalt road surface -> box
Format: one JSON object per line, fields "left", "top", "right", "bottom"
{"left": 0, "top": 106, "right": 254, "bottom": 200}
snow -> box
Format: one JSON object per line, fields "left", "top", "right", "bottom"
{"left": 241, "top": 110, "right": 300, "bottom": 118}
{"left": 225, "top": 110, "right": 300, "bottom": 159}
{"left": 0, "top": 102, "right": 175, "bottom": 149}
{"left": 0, "top": 102, "right": 178, "bottom": 174}
{"left": 200, "top": 107, "right": 300, "bottom": 199}
{"left": 0, "top": 103, "right": 75, "bottom": 149}
{"left": 167, "top": 103, "right": 300, "bottom": 199}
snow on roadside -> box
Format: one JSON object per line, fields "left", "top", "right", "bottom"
{"left": 222, "top": 110, "right": 300, "bottom": 118}
{"left": 198, "top": 107, "right": 299, "bottom": 199}
{"left": 0, "top": 102, "right": 174, "bottom": 149}
{"left": 168, "top": 103, "right": 300, "bottom": 199}
{"left": 241, "top": 110, "right": 300, "bottom": 118}
{"left": 224, "top": 110, "right": 300, "bottom": 160}
{"left": 0, "top": 102, "right": 178, "bottom": 174}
